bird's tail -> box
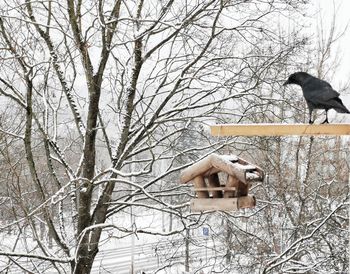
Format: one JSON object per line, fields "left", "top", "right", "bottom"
{"left": 333, "top": 98, "right": 350, "bottom": 113}
{"left": 334, "top": 107, "right": 350, "bottom": 113}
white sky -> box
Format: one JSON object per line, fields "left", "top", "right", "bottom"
{"left": 314, "top": 0, "right": 350, "bottom": 85}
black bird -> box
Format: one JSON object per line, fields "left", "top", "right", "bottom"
{"left": 283, "top": 72, "right": 350, "bottom": 124}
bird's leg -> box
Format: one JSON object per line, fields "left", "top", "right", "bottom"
{"left": 321, "top": 110, "right": 329, "bottom": 124}
{"left": 308, "top": 109, "right": 313, "bottom": 124}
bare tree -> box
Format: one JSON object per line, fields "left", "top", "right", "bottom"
{"left": 0, "top": 0, "right": 316, "bottom": 273}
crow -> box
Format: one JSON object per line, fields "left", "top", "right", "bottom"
{"left": 283, "top": 72, "right": 350, "bottom": 124}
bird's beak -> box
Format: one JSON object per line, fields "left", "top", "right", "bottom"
{"left": 282, "top": 79, "right": 290, "bottom": 86}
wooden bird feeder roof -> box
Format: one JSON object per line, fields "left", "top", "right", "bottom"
{"left": 180, "top": 153, "right": 263, "bottom": 185}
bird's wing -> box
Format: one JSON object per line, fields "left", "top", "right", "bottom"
{"left": 302, "top": 78, "right": 340, "bottom": 103}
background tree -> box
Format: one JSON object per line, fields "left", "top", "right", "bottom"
{"left": 1, "top": 1, "right": 347, "bottom": 274}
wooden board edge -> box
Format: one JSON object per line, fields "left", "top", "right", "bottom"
{"left": 190, "top": 196, "right": 255, "bottom": 212}
{"left": 210, "top": 123, "right": 350, "bottom": 136}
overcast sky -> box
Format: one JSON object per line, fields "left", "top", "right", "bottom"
{"left": 314, "top": 0, "right": 350, "bottom": 84}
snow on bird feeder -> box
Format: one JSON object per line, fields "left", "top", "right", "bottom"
{"left": 180, "top": 153, "right": 264, "bottom": 212}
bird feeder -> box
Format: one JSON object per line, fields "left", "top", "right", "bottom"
{"left": 180, "top": 153, "right": 264, "bottom": 212}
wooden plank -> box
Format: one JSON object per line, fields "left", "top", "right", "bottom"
{"left": 194, "top": 187, "right": 236, "bottom": 191}
{"left": 180, "top": 154, "right": 239, "bottom": 183}
{"left": 224, "top": 175, "right": 239, "bottom": 198}
{"left": 210, "top": 123, "right": 350, "bottom": 136}
{"left": 192, "top": 176, "right": 209, "bottom": 198}
{"left": 240, "top": 164, "right": 258, "bottom": 171}
{"left": 190, "top": 196, "right": 255, "bottom": 212}
{"left": 180, "top": 155, "right": 213, "bottom": 183}
{"left": 210, "top": 155, "right": 247, "bottom": 183}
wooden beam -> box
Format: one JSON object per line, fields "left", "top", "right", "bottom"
{"left": 190, "top": 196, "right": 255, "bottom": 212}
{"left": 194, "top": 187, "right": 236, "bottom": 191}
{"left": 210, "top": 123, "right": 350, "bottom": 137}
{"left": 180, "top": 154, "right": 238, "bottom": 184}
{"left": 207, "top": 173, "right": 223, "bottom": 198}
{"left": 193, "top": 176, "right": 209, "bottom": 198}
{"left": 223, "top": 175, "right": 239, "bottom": 198}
